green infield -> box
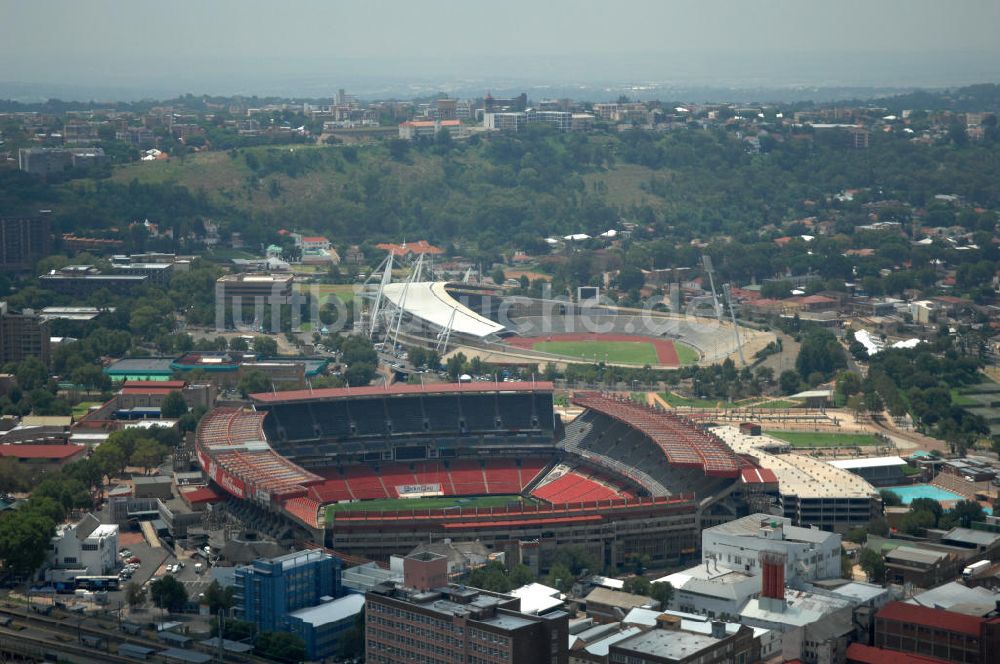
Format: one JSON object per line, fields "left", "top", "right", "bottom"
{"left": 674, "top": 342, "right": 700, "bottom": 365}
{"left": 326, "top": 494, "right": 528, "bottom": 517}
{"left": 766, "top": 431, "right": 881, "bottom": 447}
{"left": 534, "top": 340, "right": 659, "bottom": 365}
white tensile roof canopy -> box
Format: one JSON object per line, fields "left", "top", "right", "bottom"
{"left": 381, "top": 281, "right": 506, "bottom": 339}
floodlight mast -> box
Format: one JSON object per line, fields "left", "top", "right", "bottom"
{"left": 723, "top": 283, "right": 747, "bottom": 366}
{"left": 367, "top": 253, "right": 394, "bottom": 339}
{"left": 702, "top": 255, "right": 723, "bottom": 323}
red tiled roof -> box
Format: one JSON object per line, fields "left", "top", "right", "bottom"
{"left": 442, "top": 515, "right": 602, "bottom": 529}
{"left": 877, "top": 601, "right": 983, "bottom": 636}
{"left": 375, "top": 240, "right": 444, "bottom": 256}
{"left": 180, "top": 486, "right": 223, "bottom": 504}
{"left": 846, "top": 643, "right": 949, "bottom": 664}
{"left": 121, "top": 387, "right": 176, "bottom": 396}
{"left": 250, "top": 381, "right": 554, "bottom": 404}
{"left": 301, "top": 236, "right": 328, "bottom": 243}
{"left": 0, "top": 444, "right": 86, "bottom": 460}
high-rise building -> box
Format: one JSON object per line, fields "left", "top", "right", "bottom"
{"left": 0, "top": 302, "right": 51, "bottom": 366}
{"left": 234, "top": 549, "right": 342, "bottom": 631}
{"left": 366, "top": 552, "right": 569, "bottom": 664}
{"left": 234, "top": 550, "right": 364, "bottom": 660}
{"left": 0, "top": 216, "right": 51, "bottom": 272}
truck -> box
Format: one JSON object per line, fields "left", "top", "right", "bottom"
{"left": 962, "top": 559, "right": 990, "bottom": 579}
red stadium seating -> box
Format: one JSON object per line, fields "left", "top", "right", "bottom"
{"left": 532, "top": 470, "right": 625, "bottom": 503}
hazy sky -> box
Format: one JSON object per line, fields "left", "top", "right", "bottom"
{"left": 2, "top": 0, "right": 1000, "bottom": 98}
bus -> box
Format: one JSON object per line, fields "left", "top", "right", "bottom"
{"left": 74, "top": 576, "right": 120, "bottom": 591}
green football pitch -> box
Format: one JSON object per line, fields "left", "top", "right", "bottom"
{"left": 533, "top": 340, "right": 660, "bottom": 365}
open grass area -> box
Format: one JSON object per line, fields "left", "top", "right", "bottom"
{"left": 326, "top": 494, "right": 527, "bottom": 517}
{"left": 658, "top": 392, "right": 744, "bottom": 409}
{"left": 296, "top": 283, "right": 358, "bottom": 305}
{"left": 71, "top": 402, "right": 101, "bottom": 419}
{"left": 766, "top": 431, "right": 881, "bottom": 447}
{"left": 674, "top": 342, "right": 700, "bottom": 365}
{"left": 950, "top": 389, "right": 980, "bottom": 407}
{"left": 534, "top": 340, "right": 659, "bottom": 365}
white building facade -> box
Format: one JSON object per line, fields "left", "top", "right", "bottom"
{"left": 45, "top": 514, "right": 118, "bottom": 582}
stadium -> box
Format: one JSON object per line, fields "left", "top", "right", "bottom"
{"left": 195, "top": 383, "right": 788, "bottom": 570}
{"left": 367, "top": 279, "right": 774, "bottom": 368}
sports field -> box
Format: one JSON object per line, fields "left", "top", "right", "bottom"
{"left": 534, "top": 340, "right": 660, "bottom": 365}
{"left": 326, "top": 494, "right": 527, "bottom": 517}
{"left": 766, "top": 431, "right": 881, "bottom": 447}
{"left": 506, "top": 333, "right": 696, "bottom": 366}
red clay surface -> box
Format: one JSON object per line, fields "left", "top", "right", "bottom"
{"left": 505, "top": 333, "right": 680, "bottom": 366}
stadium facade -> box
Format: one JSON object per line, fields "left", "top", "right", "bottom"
{"left": 194, "top": 382, "right": 845, "bottom": 570}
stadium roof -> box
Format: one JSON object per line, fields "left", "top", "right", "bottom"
{"left": 250, "top": 380, "right": 554, "bottom": 404}
{"left": 828, "top": 456, "right": 907, "bottom": 470}
{"left": 0, "top": 444, "right": 86, "bottom": 460}
{"left": 573, "top": 392, "right": 740, "bottom": 477}
{"left": 716, "top": 426, "right": 878, "bottom": 500}
{"left": 381, "top": 281, "right": 506, "bottom": 338}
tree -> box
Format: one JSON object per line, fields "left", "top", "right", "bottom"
{"left": 92, "top": 443, "right": 126, "bottom": 483}
{"left": 255, "top": 631, "right": 306, "bottom": 663}
{"left": 131, "top": 437, "right": 167, "bottom": 475}
{"left": 491, "top": 266, "right": 506, "bottom": 285}
{"left": 468, "top": 561, "right": 512, "bottom": 593}
{"left": 509, "top": 564, "right": 535, "bottom": 588}
{"left": 949, "top": 500, "right": 986, "bottom": 528}
{"left": 544, "top": 563, "right": 574, "bottom": 593}
{"left": 203, "top": 579, "right": 234, "bottom": 615}
{"left": 859, "top": 548, "right": 886, "bottom": 584}
{"left": 252, "top": 335, "right": 278, "bottom": 357}
{"left": 237, "top": 369, "right": 272, "bottom": 397}
{"left": 622, "top": 576, "right": 651, "bottom": 596}
{"left": 879, "top": 489, "right": 902, "bottom": 507}
{"left": 649, "top": 581, "right": 674, "bottom": 608}
{"left": 617, "top": 266, "right": 644, "bottom": 292}
{"left": 160, "top": 391, "right": 188, "bottom": 418}
{"left": 0, "top": 507, "right": 56, "bottom": 576}
{"left": 909, "top": 498, "right": 943, "bottom": 526}
{"left": 345, "top": 362, "right": 375, "bottom": 387}
{"left": 229, "top": 336, "right": 249, "bottom": 351}
{"left": 552, "top": 545, "right": 598, "bottom": 575}
{"left": 900, "top": 509, "right": 936, "bottom": 535}
{"left": 779, "top": 370, "right": 801, "bottom": 395}
{"left": 125, "top": 581, "right": 147, "bottom": 607}
{"left": 150, "top": 574, "right": 189, "bottom": 613}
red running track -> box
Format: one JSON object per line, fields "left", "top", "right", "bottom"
{"left": 505, "top": 333, "right": 680, "bottom": 366}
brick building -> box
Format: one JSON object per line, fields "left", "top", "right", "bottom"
{"left": 366, "top": 551, "right": 569, "bottom": 664}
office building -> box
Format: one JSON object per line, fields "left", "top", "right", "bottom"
{"left": 215, "top": 273, "right": 293, "bottom": 307}
{"left": 0, "top": 302, "right": 51, "bottom": 366}
{"left": 608, "top": 614, "right": 756, "bottom": 664}
{"left": 484, "top": 112, "right": 527, "bottom": 132}
{"left": 873, "top": 601, "right": 1000, "bottom": 664}
{"left": 45, "top": 513, "right": 119, "bottom": 583}
{"left": 39, "top": 266, "right": 149, "bottom": 296}
{"left": 0, "top": 216, "right": 51, "bottom": 272}
{"left": 234, "top": 549, "right": 343, "bottom": 631}
{"left": 701, "top": 514, "right": 843, "bottom": 584}
{"left": 18, "top": 147, "right": 107, "bottom": 175}
{"left": 366, "top": 551, "right": 570, "bottom": 664}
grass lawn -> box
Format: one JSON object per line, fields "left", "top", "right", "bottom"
{"left": 674, "top": 342, "right": 700, "bottom": 365}
{"left": 766, "top": 431, "right": 881, "bottom": 447}
{"left": 534, "top": 340, "right": 659, "bottom": 365}
{"left": 950, "top": 389, "right": 979, "bottom": 407}
{"left": 659, "top": 392, "right": 742, "bottom": 408}
{"left": 72, "top": 401, "right": 101, "bottom": 418}
{"left": 327, "top": 494, "right": 527, "bottom": 517}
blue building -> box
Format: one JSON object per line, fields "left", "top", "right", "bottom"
{"left": 235, "top": 549, "right": 342, "bottom": 631}
{"left": 234, "top": 550, "right": 363, "bottom": 659}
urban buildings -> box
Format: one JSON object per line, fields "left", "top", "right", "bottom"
{"left": 38, "top": 265, "right": 149, "bottom": 295}
{"left": 234, "top": 550, "right": 360, "bottom": 659}
{"left": 0, "top": 216, "right": 51, "bottom": 272}
{"left": 0, "top": 302, "right": 51, "bottom": 366}
{"left": 607, "top": 615, "right": 756, "bottom": 664}
{"left": 700, "top": 514, "right": 843, "bottom": 584}
{"left": 398, "top": 119, "right": 468, "bottom": 140}
{"left": 366, "top": 551, "right": 570, "bottom": 664}
{"left": 45, "top": 513, "right": 119, "bottom": 584}
{"left": 18, "top": 147, "right": 107, "bottom": 175}
{"left": 872, "top": 601, "right": 1000, "bottom": 663}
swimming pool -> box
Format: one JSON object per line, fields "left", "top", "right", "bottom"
{"left": 883, "top": 484, "right": 964, "bottom": 504}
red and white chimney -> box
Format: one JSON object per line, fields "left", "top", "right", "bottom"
{"left": 759, "top": 550, "right": 787, "bottom": 612}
